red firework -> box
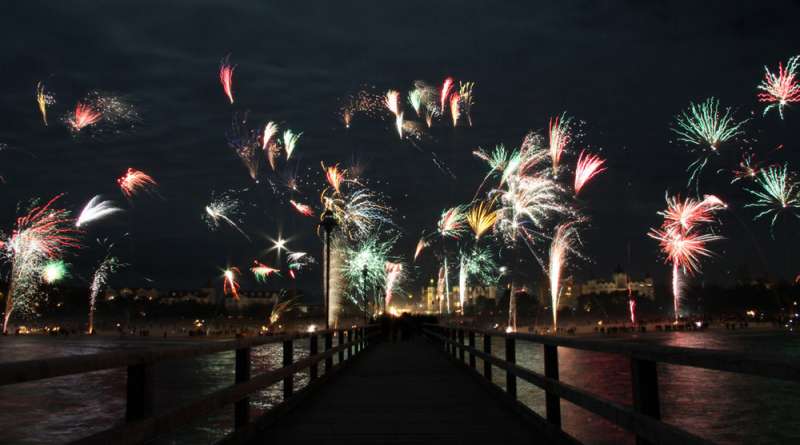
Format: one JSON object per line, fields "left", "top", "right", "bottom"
{"left": 9, "top": 194, "right": 81, "bottom": 258}
{"left": 660, "top": 194, "right": 726, "bottom": 232}
{"left": 757, "top": 56, "right": 800, "bottom": 119}
{"left": 68, "top": 102, "right": 102, "bottom": 131}
{"left": 117, "top": 168, "right": 158, "bottom": 198}
{"left": 440, "top": 77, "right": 454, "bottom": 113}
{"left": 219, "top": 55, "right": 236, "bottom": 104}
{"left": 574, "top": 150, "right": 607, "bottom": 195}
{"left": 290, "top": 200, "right": 315, "bottom": 217}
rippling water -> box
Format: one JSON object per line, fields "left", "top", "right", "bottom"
{"left": 0, "top": 330, "right": 797, "bottom": 444}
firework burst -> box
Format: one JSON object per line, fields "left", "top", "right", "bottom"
{"left": 757, "top": 55, "right": 800, "bottom": 119}
{"left": 76, "top": 196, "right": 123, "bottom": 228}
{"left": 440, "top": 77, "right": 454, "bottom": 114}
{"left": 548, "top": 223, "right": 579, "bottom": 330}
{"left": 413, "top": 237, "right": 428, "bottom": 261}
{"left": 574, "top": 150, "right": 607, "bottom": 195}
{"left": 548, "top": 113, "right": 572, "bottom": 177}
{"left": 458, "top": 81, "right": 475, "bottom": 126}
{"left": 384, "top": 262, "right": 403, "bottom": 308}
{"left": 42, "top": 260, "right": 68, "bottom": 284}
{"left": 290, "top": 200, "right": 315, "bottom": 217}
{"left": 466, "top": 200, "right": 497, "bottom": 240}
{"left": 227, "top": 112, "right": 261, "bottom": 182}
{"left": 745, "top": 164, "right": 800, "bottom": 229}
{"left": 35, "top": 82, "right": 54, "bottom": 126}
{"left": 67, "top": 102, "right": 102, "bottom": 132}
{"left": 438, "top": 206, "right": 468, "bottom": 239}
{"left": 731, "top": 153, "right": 764, "bottom": 183}
{"left": 219, "top": 55, "right": 236, "bottom": 104}
{"left": 251, "top": 260, "right": 280, "bottom": 282}
{"left": 283, "top": 129, "right": 302, "bottom": 161}
{"left": 204, "top": 192, "right": 250, "bottom": 241}
{"left": 385, "top": 90, "right": 401, "bottom": 117}
{"left": 449, "top": 92, "right": 461, "bottom": 127}
{"left": 88, "top": 253, "right": 124, "bottom": 334}
{"left": 117, "top": 168, "right": 158, "bottom": 199}
{"left": 223, "top": 267, "right": 241, "bottom": 300}
{"left": 2, "top": 195, "right": 81, "bottom": 334}
{"left": 408, "top": 89, "right": 423, "bottom": 116}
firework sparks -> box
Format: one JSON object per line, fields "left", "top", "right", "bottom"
{"left": 223, "top": 268, "right": 240, "bottom": 300}
{"left": 227, "top": 113, "right": 261, "bottom": 182}
{"left": 650, "top": 193, "right": 723, "bottom": 319}
{"left": 745, "top": 164, "right": 800, "bottom": 229}
{"left": 757, "top": 55, "right": 800, "bottom": 119}
{"left": 219, "top": 54, "right": 236, "bottom": 104}
{"left": 290, "top": 200, "right": 315, "bottom": 217}
{"left": 440, "top": 77, "right": 454, "bottom": 114}
{"left": 548, "top": 113, "right": 572, "bottom": 177}
{"left": 76, "top": 195, "right": 123, "bottom": 228}
{"left": 88, "top": 253, "right": 123, "bottom": 334}
{"left": 339, "top": 88, "right": 383, "bottom": 129}
{"left": 262, "top": 121, "right": 279, "bottom": 150}
{"left": 287, "top": 251, "right": 315, "bottom": 279}
{"left": 731, "top": 153, "right": 764, "bottom": 184}
{"left": 385, "top": 90, "right": 401, "bottom": 116}
{"left": 283, "top": 129, "right": 302, "bottom": 161}
{"left": 449, "top": 92, "right": 460, "bottom": 127}
{"left": 251, "top": 260, "right": 280, "bottom": 282}
{"left": 204, "top": 192, "right": 250, "bottom": 241}
{"left": 2, "top": 194, "right": 81, "bottom": 334}
{"left": 384, "top": 262, "right": 403, "bottom": 308}
{"left": 42, "top": 260, "right": 67, "bottom": 284}
{"left": 458, "top": 81, "right": 474, "bottom": 126}
{"left": 343, "top": 235, "right": 395, "bottom": 311}
{"left": 413, "top": 237, "right": 428, "bottom": 261}
{"left": 574, "top": 150, "right": 607, "bottom": 195}
{"left": 467, "top": 200, "right": 497, "bottom": 240}
{"left": 269, "top": 297, "right": 297, "bottom": 325}
{"left": 117, "top": 168, "right": 158, "bottom": 199}
{"left": 438, "top": 206, "right": 467, "bottom": 239}
{"left": 548, "top": 223, "right": 578, "bottom": 330}
{"left": 324, "top": 163, "right": 346, "bottom": 194}
{"left": 68, "top": 102, "right": 102, "bottom": 132}
{"left": 408, "top": 89, "right": 423, "bottom": 116}
{"left": 35, "top": 82, "right": 54, "bottom": 126}
{"left": 673, "top": 98, "right": 746, "bottom": 151}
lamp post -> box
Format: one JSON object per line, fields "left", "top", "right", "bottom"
{"left": 319, "top": 209, "right": 337, "bottom": 331}
{"left": 361, "top": 264, "right": 369, "bottom": 324}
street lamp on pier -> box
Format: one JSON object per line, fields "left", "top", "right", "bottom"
{"left": 319, "top": 209, "right": 337, "bottom": 330}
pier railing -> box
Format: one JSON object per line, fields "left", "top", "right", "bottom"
{"left": 423, "top": 324, "right": 800, "bottom": 445}
{"left": 0, "top": 326, "right": 378, "bottom": 445}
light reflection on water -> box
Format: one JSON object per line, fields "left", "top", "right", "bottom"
{"left": 0, "top": 331, "right": 797, "bottom": 444}
{"left": 476, "top": 330, "right": 800, "bottom": 444}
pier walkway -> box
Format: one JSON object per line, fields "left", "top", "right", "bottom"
{"left": 258, "top": 336, "right": 541, "bottom": 444}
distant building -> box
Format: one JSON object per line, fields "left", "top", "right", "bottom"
{"left": 224, "top": 290, "right": 280, "bottom": 309}
{"left": 105, "top": 287, "right": 159, "bottom": 302}
{"left": 420, "top": 279, "right": 498, "bottom": 312}
{"left": 564, "top": 265, "right": 654, "bottom": 308}
{"left": 160, "top": 288, "right": 217, "bottom": 305}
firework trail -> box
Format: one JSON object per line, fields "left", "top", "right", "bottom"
{"left": 385, "top": 90, "right": 401, "bottom": 116}
{"left": 35, "top": 82, "right": 54, "bottom": 126}
{"left": 339, "top": 88, "right": 384, "bottom": 128}
{"left": 627, "top": 280, "right": 636, "bottom": 325}
{"left": 223, "top": 267, "right": 240, "bottom": 300}
{"left": 204, "top": 192, "right": 250, "bottom": 241}
{"left": 251, "top": 260, "right": 280, "bottom": 282}
{"left": 436, "top": 264, "right": 446, "bottom": 313}
{"left": 459, "top": 81, "right": 475, "bottom": 126}
{"left": 649, "top": 194, "right": 724, "bottom": 319}
{"left": 117, "top": 168, "right": 158, "bottom": 199}
{"left": 758, "top": 55, "right": 800, "bottom": 119}
{"left": 262, "top": 122, "right": 280, "bottom": 170}
{"left": 227, "top": 113, "right": 261, "bottom": 182}
{"left": 408, "top": 89, "right": 423, "bottom": 116}
{"left": 76, "top": 196, "right": 123, "bottom": 228}
{"left": 574, "top": 150, "right": 607, "bottom": 195}
{"left": 283, "top": 129, "right": 302, "bottom": 161}
{"left": 424, "top": 103, "right": 437, "bottom": 128}
{"left": 467, "top": 200, "right": 497, "bottom": 240}
{"left": 290, "top": 200, "right": 315, "bottom": 217}
{"left": 745, "top": 164, "right": 800, "bottom": 229}
{"left": 394, "top": 112, "right": 404, "bottom": 139}
{"left": 458, "top": 247, "right": 499, "bottom": 314}
{"left": 548, "top": 113, "right": 572, "bottom": 177}
{"left": 458, "top": 255, "right": 467, "bottom": 314}
{"left": 2, "top": 194, "right": 81, "bottom": 334}
{"left": 269, "top": 297, "right": 297, "bottom": 325}
{"left": 672, "top": 98, "right": 747, "bottom": 189}
{"left": 731, "top": 153, "right": 764, "bottom": 183}
{"left": 438, "top": 206, "right": 468, "bottom": 239}
{"left": 449, "top": 92, "right": 461, "bottom": 127}
{"left": 414, "top": 237, "right": 428, "bottom": 261}
{"left": 440, "top": 77, "right": 454, "bottom": 114}
{"left": 42, "top": 260, "right": 67, "bottom": 284}
{"left": 219, "top": 54, "right": 236, "bottom": 104}
{"left": 324, "top": 163, "right": 346, "bottom": 194}
{"left": 67, "top": 102, "right": 102, "bottom": 132}
{"left": 88, "top": 254, "right": 124, "bottom": 334}
{"left": 287, "top": 251, "right": 315, "bottom": 279}
{"left": 548, "top": 223, "right": 578, "bottom": 330}
{"left": 384, "top": 262, "right": 403, "bottom": 308}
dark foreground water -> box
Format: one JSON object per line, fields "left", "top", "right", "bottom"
{"left": 0, "top": 330, "right": 797, "bottom": 444}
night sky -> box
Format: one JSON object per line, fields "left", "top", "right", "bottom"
{"left": 1, "top": 1, "right": 799, "bottom": 295}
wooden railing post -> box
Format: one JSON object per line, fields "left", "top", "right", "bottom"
{"left": 632, "top": 358, "right": 661, "bottom": 445}
{"left": 309, "top": 334, "right": 319, "bottom": 381}
{"left": 347, "top": 329, "right": 353, "bottom": 359}
{"left": 468, "top": 331, "right": 476, "bottom": 369}
{"left": 234, "top": 347, "right": 251, "bottom": 429}
{"left": 338, "top": 330, "right": 345, "bottom": 364}
{"left": 282, "top": 339, "right": 293, "bottom": 399}
{"left": 126, "top": 363, "right": 155, "bottom": 421}
{"left": 325, "top": 331, "right": 333, "bottom": 372}
{"left": 458, "top": 329, "right": 465, "bottom": 362}
{"left": 544, "top": 344, "right": 562, "bottom": 427}
{"left": 451, "top": 329, "right": 457, "bottom": 357}
{"left": 505, "top": 336, "right": 516, "bottom": 399}
{"left": 483, "top": 333, "right": 492, "bottom": 380}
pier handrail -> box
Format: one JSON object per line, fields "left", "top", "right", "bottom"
{"left": 0, "top": 326, "right": 379, "bottom": 445}
{"left": 423, "top": 324, "right": 800, "bottom": 445}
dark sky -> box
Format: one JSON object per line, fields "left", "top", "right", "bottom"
{"left": 1, "top": 1, "right": 799, "bottom": 294}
